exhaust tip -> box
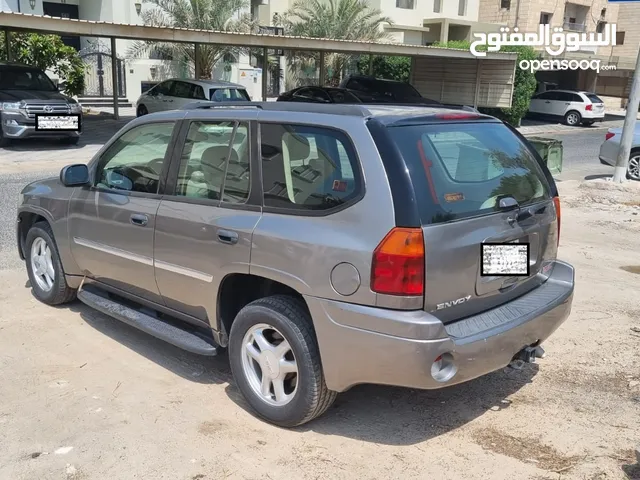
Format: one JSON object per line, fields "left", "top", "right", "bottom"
{"left": 431, "top": 353, "right": 457, "bottom": 383}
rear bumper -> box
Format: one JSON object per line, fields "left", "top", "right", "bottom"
{"left": 307, "top": 261, "right": 574, "bottom": 393}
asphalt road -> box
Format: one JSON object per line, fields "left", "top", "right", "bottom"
{"left": 0, "top": 128, "right": 615, "bottom": 272}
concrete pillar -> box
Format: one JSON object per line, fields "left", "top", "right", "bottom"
{"left": 261, "top": 47, "right": 268, "bottom": 101}
{"left": 4, "top": 30, "right": 12, "bottom": 62}
{"left": 194, "top": 43, "right": 200, "bottom": 79}
{"left": 319, "top": 51, "right": 325, "bottom": 85}
{"left": 440, "top": 19, "right": 449, "bottom": 44}
{"left": 110, "top": 37, "right": 119, "bottom": 120}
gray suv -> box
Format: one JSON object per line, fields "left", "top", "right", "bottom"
{"left": 0, "top": 62, "right": 83, "bottom": 147}
{"left": 16, "top": 102, "right": 574, "bottom": 427}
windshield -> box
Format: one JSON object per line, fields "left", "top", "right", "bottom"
{"left": 0, "top": 66, "right": 57, "bottom": 91}
{"left": 384, "top": 121, "right": 551, "bottom": 225}
{"left": 210, "top": 88, "right": 251, "bottom": 102}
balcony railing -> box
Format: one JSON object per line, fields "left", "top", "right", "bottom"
{"left": 563, "top": 21, "right": 586, "bottom": 32}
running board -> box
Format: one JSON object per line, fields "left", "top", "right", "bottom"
{"left": 77, "top": 288, "right": 218, "bottom": 356}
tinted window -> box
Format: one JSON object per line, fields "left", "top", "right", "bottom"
{"left": 155, "top": 81, "right": 174, "bottom": 96}
{"left": 554, "top": 92, "right": 572, "bottom": 102}
{"left": 260, "top": 123, "right": 361, "bottom": 211}
{"left": 570, "top": 93, "right": 583, "bottom": 102}
{"left": 95, "top": 122, "right": 175, "bottom": 194}
{"left": 535, "top": 92, "right": 556, "bottom": 100}
{"left": 387, "top": 122, "right": 550, "bottom": 224}
{"left": 191, "top": 85, "right": 206, "bottom": 100}
{"left": 586, "top": 93, "right": 603, "bottom": 104}
{"left": 175, "top": 121, "right": 250, "bottom": 203}
{"left": 210, "top": 88, "right": 251, "bottom": 102}
{"left": 327, "top": 89, "right": 361, "bottom": 103}
{"left": 171, "top": 81, "right": 192, "bottom": 98}
{"left": 0, "top": 66, "right": 56, "bottom": 91}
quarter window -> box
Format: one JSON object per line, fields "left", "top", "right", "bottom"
{"left": 175, "top": 121, "right": 250, "bottom": 203}
{"left": 260, "top": 123, "right": 361, "bottom": 211}
{"left": 95, "top": 122, "right": 175, "bottom": 194}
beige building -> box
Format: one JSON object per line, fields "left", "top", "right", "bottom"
{"left": 478, "top": 0, "right": 640, "bottom": 102}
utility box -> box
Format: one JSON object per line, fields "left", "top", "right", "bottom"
{"left": 237, "top": 68, "right": 263, "bottom": 101}
{"left": 527, "top": 137, "right": 563, "bottom": 175}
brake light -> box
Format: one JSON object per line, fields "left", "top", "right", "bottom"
{"left": 586, "top": 104, "right": 593, "bottom": 111}
{"left": 435, "top": 113, "right": 480, "bottom": 120}
{"left": 605, "top": 132, "right": 615, "bottom": 141}
{"left": 553, "top": 196, "right": 561, "bottom": 247}
{"left": 371, "top": 228, "right": 425, "bottom": 296}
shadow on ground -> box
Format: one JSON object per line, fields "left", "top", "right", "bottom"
{"left": 24, "top": 281, "right": 538, "bottom": 445}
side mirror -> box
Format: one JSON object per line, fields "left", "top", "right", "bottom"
{"left": 57, "top": 81, "right": 67, "bottom": 92}
{"left": 60, "top": 164, "right": 90, "bottom": 187}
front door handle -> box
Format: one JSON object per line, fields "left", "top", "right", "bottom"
{"left": 130, "top": 213, "right": 149, "bottom": 227}
{"left": 217, "top": 229, "right": 239, "bottom": 245}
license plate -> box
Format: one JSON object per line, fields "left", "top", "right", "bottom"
{"left": 35, "top": 114, "right": 80, "bottom": 131}
{"left": 481, "top": 243, "right": 530, "bottom": 277}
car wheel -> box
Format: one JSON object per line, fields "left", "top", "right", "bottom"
{"left": 564, "top": 110, "right": 582, "bottom": 126}
{"left": 25, "top": 222, "right": 77, "bottom": 306}
{"left": 229, "top": 295, "right": 337, "bottom": 427}
{"left": 62, "top": 136, "right": 80, "bottom": 146}
{"left": 627, "top": 152, "right": 640, "bottom": 181}
{"left": 137, "top": 105, "right": 148, "bottom": 117}
{"left": 0, "top": 127, "right": 10, "bottom": 148}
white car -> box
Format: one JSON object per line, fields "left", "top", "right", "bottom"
{"left": 135, "top": 78, "right": 251, "bottom": 116}
{"left": 528, "top": 90, "right": 605, "bottom": 127}
{"left": 599, "top": 126, "right": 640, "bottom": 181}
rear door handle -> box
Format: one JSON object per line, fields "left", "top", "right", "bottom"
{"left": 217, "top": 229, "right": 239, "bottom": 245}
{"left": 130, "top": 213, "right": 149, "bottom": 227}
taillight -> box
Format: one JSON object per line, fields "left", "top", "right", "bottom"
{"left": 605, "top": 132, "right": 615, "bottom": 141}
{"left": 586, "top": 104, "right": 593, "bottom": 111}
{"left": 371, "top": 227, "right": 425, "bottom": 296}
{"left": 553, "top": 196, "right": 561, "bottom": 247}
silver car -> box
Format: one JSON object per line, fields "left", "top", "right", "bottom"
{"left": 599, "top": 126, "right": 640, "bottom": 180}
{"left": 135, "top": 78, "right": 251, "bottom": 117}
{"left": 17, "top": 102, "right": 574, "bottom": 427}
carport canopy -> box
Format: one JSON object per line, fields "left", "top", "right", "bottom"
{"left": 0, "top": 12, "right": 517, "bottom": 118}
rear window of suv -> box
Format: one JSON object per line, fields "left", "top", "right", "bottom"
{"left": 387, "top": 121, "right": 551, "bottom": 224}
{"left": 586, "top": 94, "right": 604, "bottom": 104}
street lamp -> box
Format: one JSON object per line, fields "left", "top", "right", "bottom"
{"left": 29, "top": 0, "right": 36, "bottom": 10}
{"left": 134, "top": 2, "right": 142, "bottom": 15}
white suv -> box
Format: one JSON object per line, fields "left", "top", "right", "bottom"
{"left": 528, "top": 90, "right": 605, "bottom": 127}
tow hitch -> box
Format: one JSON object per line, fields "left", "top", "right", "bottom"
{"left": 508, "top": 345, "right": 545, "bottom": 370}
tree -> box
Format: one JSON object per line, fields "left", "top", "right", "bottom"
{"left": 434, "top": 41, "right": 538, "bottom": 127}
{"left": 127, "top": 0, "right": 257, "bottom": 79}
{"left": 0, "top": 33, "right": 86, "bottom": 96}
{"left": 281, "top": 0, "right": 392, "bottom": 86}
{"left": 356, "top": 56, "right": 411, "bottom": 82}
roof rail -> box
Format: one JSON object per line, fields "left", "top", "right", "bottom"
{"left": 181, "top": 101, "right": 371, "bottom": 117}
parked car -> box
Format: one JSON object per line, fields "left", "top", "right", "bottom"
{"left": 135, "top": 78, "right": 250, "bottom": 116}
{"left": 17, "top": 101, "right": 573, "bottom": 427}
{"left": 339, "top": 74, "right": 443, "bottom": 105}
{"left": 599, "top": 127, "right": 640, "bottom": 181}
{"left": 528, "top": 90, "right": 605, "bottom": 127}
{"left": 0, "top": 61, "right": 83, "bottom": 147}
{"left": 278, "top": 85, "right": 479, "bottom": 112}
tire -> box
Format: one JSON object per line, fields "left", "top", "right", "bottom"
{"left": 627, "top": 151, "right": 640, "bottom": 181}
{"left": 0, "top": 127, "right": 10, "bottom": 148}
{"left": 229, "top": 295, "right": 337, "bottom": 427}
{"left": 564, "top": 110, "right": 582, "bottom": 126}
{"left": 25, "top": 222, "right": 77, "bottom": 306}
{"left": 137, "top": 104, "right": 148, "bottom": 117}
{"left": 62, "top": 136, "right": 80, "bottom": 145}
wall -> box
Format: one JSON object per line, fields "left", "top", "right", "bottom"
{"left": 612, "top": 3, "right": 640, "bottom": 63}
{"left": 1, "top": 0, "right": 19, "bottom": 12}
{"left": 376, "top": 0, "right": 480, "bottom": 29}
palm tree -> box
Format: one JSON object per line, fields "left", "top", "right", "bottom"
{"left": 281, "top": 0, "right": 393, "bottom": 87}
{"left": 127, "top": 0, "right": 256, "bottom": 79}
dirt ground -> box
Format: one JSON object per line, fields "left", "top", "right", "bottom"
{"left": 0, "top": 179, "right": 638, "bottom": 480}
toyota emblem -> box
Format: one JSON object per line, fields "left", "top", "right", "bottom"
{"left": 44, "top": 105, "right": 53, "bottom": 113}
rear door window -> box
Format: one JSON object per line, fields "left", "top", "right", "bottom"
{"left": 386, "top": 121, "right": 551, "bottom": 224}
{"left": 586, "top": 93, "right": 604, "bottom": 103}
